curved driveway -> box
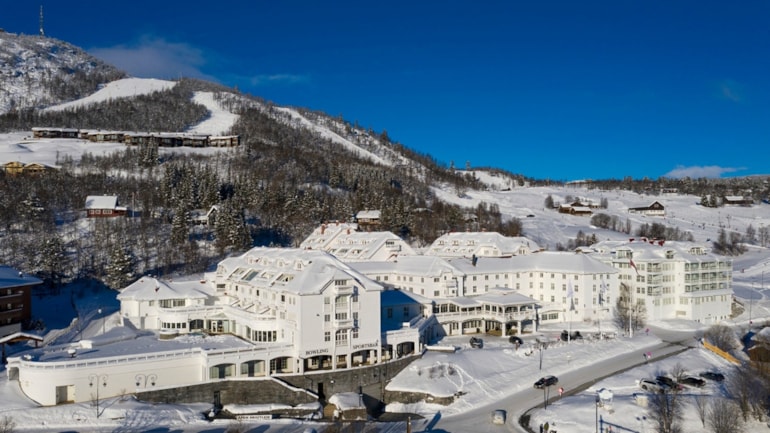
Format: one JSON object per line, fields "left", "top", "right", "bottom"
{"left": 426, "top": 326, "right": 697, "bottom": 433}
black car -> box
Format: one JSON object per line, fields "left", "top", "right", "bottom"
{"left": 656, "top": 376, "right": 683, "bottom": 391}
{"left": 470, "top": 336, "right": 484, "bottom": 349}
{"left": 679, "top": 376, "right": 706, "bottom": 387}
{"left": 534, "top": 375, "right": 558, "bottom": 389}
{"left": 656, "top": 376, "right": 676, "bottom": 388}
{"left": 699, "top": 371, "right": 725, "bottom": 382}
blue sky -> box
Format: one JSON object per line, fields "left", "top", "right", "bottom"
{"left": 5, "top": 1, "right": 770, "bottom": 180}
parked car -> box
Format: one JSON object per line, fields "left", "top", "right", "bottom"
{"left": 560, "top": 330, "right": 583, "bottom": 341}
{"left": 509, "top": 336, "right": 523, "bottom": 345}
{"left": 491, "top": 409, "right": 506, "bottom": 425}
{"left": 699, "top": 371, "right": 725, "bottom": 382}
{"left": 656, "top": 375, "right": 680, "bottom": 390}
{"left": 469, "top": 336, "right": 484, "bottom": 349}
{"left": 678, "top": 376, "right": 706, "bottom": 387}
{"left": 639, "top": 379, "right": 665, "bottom": 393}
{"left": 534, "top": 375, "right": 559, "bottom": 389}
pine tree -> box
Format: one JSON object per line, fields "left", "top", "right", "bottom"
{"left": 170, "top": 204, "right": 191, "bottom": 246}
{"left": 36, "top": 234, "right": 67, "bottom": 289}
{"left": 105, "top": 243, "right": 137, "bottom": 289}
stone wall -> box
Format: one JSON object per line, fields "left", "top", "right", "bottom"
{"left": 135, "top": 378, "right": 317, "bottom": 407}
{"left": 135, "top": 355, "right": 421, "bottom": 411}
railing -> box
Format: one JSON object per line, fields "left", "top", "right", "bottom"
{"left": 433, "top": 310, "right": 532, "bottom": 322}
{"left": 10, "top": 347, "right": 203, "bottom": 370}
{"left": 334, "top": 318, "right": 353, "bottom": 328}
{"left": 333, "top": 285, "right": 354, "bottom": 295}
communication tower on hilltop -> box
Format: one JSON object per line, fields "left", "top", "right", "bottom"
{"left": 39, "top": 5, "right": 45, "bottom": 37}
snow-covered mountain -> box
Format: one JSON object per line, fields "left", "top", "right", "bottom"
{"left": 0, "top": 31, "right": 125, "bottom": 113}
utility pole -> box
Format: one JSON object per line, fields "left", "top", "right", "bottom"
{"left": 39, "top": 5, "right": 45, "bottom": 37}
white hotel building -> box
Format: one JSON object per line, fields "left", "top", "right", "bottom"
{"left": 7, "top": 248, "right": 422, "bottom": 406}
{"left": 351, "top": 251, "right": 619, "bottom": 336}
{"left": 5, "top": 233, "right": 733, "bottom": 406}
{"left": 588, "top": 239, "right": 733, "bottom": 324}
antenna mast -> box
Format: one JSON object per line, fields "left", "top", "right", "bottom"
{"left": 39, "top": 5, "right": 45, "bottom": 37}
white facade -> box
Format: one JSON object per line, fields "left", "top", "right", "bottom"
{"left": 354, "top": 253, "right": 617, "bottom": 324}
{"left": 492, "top": 252, "right": 618, "bottom": 322}
{"left": 589, "top": 240, "right": 733, "bottom": 324}
{"left": 9, "top": 248, "right": 425, "bottom": 406}
{"left": 352, "top": 256, "right": 466, "bottom": 298}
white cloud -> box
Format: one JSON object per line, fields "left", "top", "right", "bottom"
{"left": 248, "top": 73, "right": 309, "bottom": 86}
{"left": 89, "top": 37, "right": 217, "bottom": 82}
{"left": 663, "top": 165, "right": 742, "bottom": 179}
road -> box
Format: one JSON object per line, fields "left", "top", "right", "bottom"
{"left": 422, "top": 326, "right": 697, "bottom": 433}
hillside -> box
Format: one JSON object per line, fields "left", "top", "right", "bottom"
{"left": 0, "top": 30, "right": 125, "bottom": 113}
{"left": 0, "top": 33, "right": 769, "bottom": 294}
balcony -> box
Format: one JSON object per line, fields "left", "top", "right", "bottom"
{"left": 333, "top": 285, "right": 354, "bottom": 295}
{"left": 334, "top": 318, "right": 354, "bottom": 329}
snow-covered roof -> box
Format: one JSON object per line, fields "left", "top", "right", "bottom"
{"left": 448, "top": 252, "right": 617, "bottom": 275}
{"left": 426, "top": 232, "right": 540, "bottom": 257}
{"left": 299, "top": 222, "right": 360, "bottom": 250}
{"left": 471, "top": 287, "right": 537, "bottom": 305}
{"left": 590, "top": 239, "right": 726, "bottom": 263}
{"left": 351, "top": 255, "right": 463, "bottom": 278}
{"left": 0, "top": 265, "right": 42, "bottom": 288}
{"left": 322, "top": 231, "right": 416, "bottom": 261}
{"left": 217, "top": 247, "right": 383, "bottom": 295}
{"left": 117, "top": 277, "right": 214, "bottom": 301}
{"left": 85, "top": 195, "right": 118, "bottom": 209}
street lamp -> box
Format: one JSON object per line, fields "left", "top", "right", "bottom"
{"left": 135, "top": 373, "right": 157, "bottom": 388}
{"left": 88, "top": 374, "right": 108, "bottom": 418}
{"left": 98, "top": 308, "right": 104, "bottom": 334}
{"left": 750, "top": 282, "right": 754, "bottom": 327}
{"left": 595, "top": 394, "right": 600, "bottom": 433}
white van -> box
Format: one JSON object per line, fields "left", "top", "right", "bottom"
{"left": 491, "top": 409, "right": 506, "bottom": 425}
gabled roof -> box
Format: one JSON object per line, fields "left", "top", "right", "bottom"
{"left": 356, "top": 210, "right": 381, "bottom": 220}
{"left": 325, "top": 231, "right": 416, "bottom": 261}
{"left": 589, "top": 240, "right": 726, "bottom": 262}
{"left": 85, "top": 195, "right": 118, "bottom": 209}
{"left": 440, "top": 287, "right": 536, "bottom": 307}
{"left": 426, "top": 232, "right": 540, "bottom": 257}
{"left": 117, "top": 277, "right": 214, "bottom": 301}
{"left": 218, "top": 247, "right": 383, "bottom": 295}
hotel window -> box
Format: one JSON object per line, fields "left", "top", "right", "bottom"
{"left": 324, "top": 331, "right": 331, "bottom": 342}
